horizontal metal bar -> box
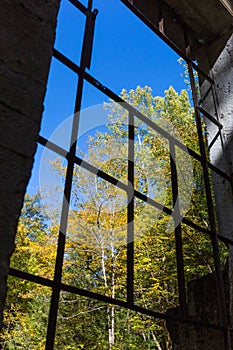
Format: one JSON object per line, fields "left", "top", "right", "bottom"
{"left": 182, "top": 218, "right": 209, "bottom": 234}
{"left": 38, "top": 135, "right": 68, "bottom": 158}
{"left": 208, "top": 161, "right": 231, "bottom": 183}
{"left": 199, "top": 85, "right": 213, "bottom": 105}
{"left": 85, "top": 79, "right": 231, "bottom": 183}
{"left": 38, "top": 135, "right": 169, "bottom": 212}
{"left": 52, "top": 50, "right": 233, "bottom": 183}
{"left": 82, "top": 70, "right": 203, "bottom": 154}
{"left": 68, "top": 0, "right": 91, "bottom": 16}
{"left": 53, "top": 48, "right": 82, "bottom": 74}
{"left": 37, "top": 137, "right": 189, "bottom": 230}
{"left": 199, "top": 106, "right": 223, "bottom": 129}
{"left": 38, "top": 135, "right": 127, "bottom": 191}
{"left": 84, "top": 70, "right": 231, "bottom": 183}
{"left": 217, "top": 234, "right": 233, "bottom": 246}
{"left": 208, "top": 130, "right": 221, "bottom": 151}
{"left": 9, "top": 268, "right": 54, "bottom": 288}
{"left": 38, "top": 135, "right": 233, "bottom": 246}
{"left": 52, "top": 53, "right": 190, "bottom": 151}
{"left": 52, "top": 51, "right": 208, "bottom": 155}
{"left": 9, "top": 267, "right": 232, "bottom": 332}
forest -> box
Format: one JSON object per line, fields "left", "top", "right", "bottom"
{"left": 1, "top": 86, "right": 228, "bottom": 349}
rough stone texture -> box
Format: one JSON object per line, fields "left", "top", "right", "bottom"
{"left": 166, "top": 267, "right": 231, "bottom": 349}
{"left": 0, "top": 0, "right": 60, "bottom": 327}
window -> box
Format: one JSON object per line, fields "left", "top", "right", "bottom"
{"left": 8, "top": 1, "right": 232, "bottom": 349}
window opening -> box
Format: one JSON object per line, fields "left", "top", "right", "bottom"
{"left": 7, "top": 0, "right": 233, "bottom": 349}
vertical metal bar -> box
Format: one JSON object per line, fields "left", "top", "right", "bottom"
{"left": 169, "top": 140, "right": 187, "bottom": 314}
{"left": 81, "top": 9, "right": 98, "bottom": 69}
{"left": 45, "top": 8, "right": 98, "bottom": 350}
{"left": 184, "top": 37, "right": 229, "bottom": 349}
{"left": 88, "top": 0, "right": 93, "bottom": 10}
{"left": 127, "top": 110, "right": 134, "bottom": 306}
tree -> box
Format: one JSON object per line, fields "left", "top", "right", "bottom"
{"left": 1, "top": 194, "right": 55, "bottom": 349}
{"left": 52, "top": 85, "right": 222, "bottom": 349}
{"left": 2, "top": 86, "right": 228, "bottom": 349}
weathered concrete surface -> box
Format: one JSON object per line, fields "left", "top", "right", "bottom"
{"left": 199, "top": 35, "right": 233, "bottom": 326}
{"left": 165, "top": 32, "right": 233, "bottom": 350}
{"left": 199, "top": 35, "right": 233, "bottom": 242}
{"left": 166, "top": 267, "right": 231, "bottom": 349}
{"left": 0, "top": 0, "right": 60, "bottom": 327}
{"left": 165, "top": 31, "right": 233, "bottom": 350}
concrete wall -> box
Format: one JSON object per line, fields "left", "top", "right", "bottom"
{"left": 198, "top": 34, "right": 233, "bottom": 325}
{"left": 0, "top": 0, "right": 60, "bottom": 327}
{"left": 165, "top": 32, "right": 233, "bottom": 350}
{"left": 167, "top": 266, "right": 231, "bottom": 349}
{"left": 199, "top": 35, "right": 233, "bottom": 242}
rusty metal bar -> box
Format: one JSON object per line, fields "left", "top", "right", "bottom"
{"left": 9, "top": 267, "right": 233, "bottom": 333}
{"left": 208, "top": 130, "right": 221, "bottom": 151}
{"left": 36, "top": 136, "right": 202, "bottom": 234}
{"left": 199, "top": 106, "right": 223, "bottom": 129}
{"left": 45, "top": 7, "right": 98, "bottom": 349}
{"left": 81, "top": 9, "right": 98, "bottom": 69}
{"left": 127, "top": 110, "right": 135, "bottom": 306}
{"left": 169, "top": 140, "right": 187, "bottom": 314}
{"left": 199, "top": 84, "right": 213, "bottom": 105}
{"left": 52, "top": 49, "right": 232, "bottom": 184}
{"left": 38, "top": 134, "right": 233, "bottom": 249}
{"left": 68, "top": 0, "right": 91, "bottom": 16}
{"left": 88, "top": 0, "right": 93, "bottom": 10}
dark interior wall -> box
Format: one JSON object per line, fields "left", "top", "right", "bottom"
{"left": 0, "top": 0, "right": 60, "bottom": 327}
{"left": 122, "top": 0, "right": 233, "bottom": 65}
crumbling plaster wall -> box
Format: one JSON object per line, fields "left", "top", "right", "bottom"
{"left": 0, "top": 0, "right": 60, "bottom": 327}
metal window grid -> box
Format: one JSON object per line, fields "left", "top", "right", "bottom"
{"left": 8, "top": 0, "right": 233, "bottom": 349}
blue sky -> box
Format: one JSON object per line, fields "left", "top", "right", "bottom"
{"left": 27, "top": 0, "right": 187, "bottom": 195}
{"left": 41, "top": 0, "right": 187, "bottom": 137}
